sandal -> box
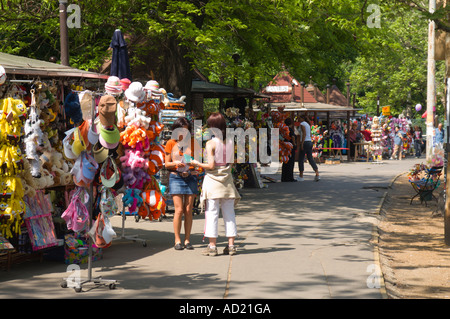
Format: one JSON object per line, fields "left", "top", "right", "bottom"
{"left": 184, "top": 242, "right": 194, "bottom": 250}
{"left": 174, "top": 243, "right": 184, "bottom": 250}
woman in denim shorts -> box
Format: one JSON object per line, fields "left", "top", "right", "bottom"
{"left": 164, "top": 117, "right": 200, "bottom": 250}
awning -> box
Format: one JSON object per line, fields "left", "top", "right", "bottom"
{"left": 192, "top": 80, "right": 269, "bottom": 99}
{"left": 0, "top": 52, "right": 108, "bottom": 79}
{"left": 269, "top": 102, "right": 361, "bottom": 112}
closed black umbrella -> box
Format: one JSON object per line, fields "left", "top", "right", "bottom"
{"left": 110, "top": 29, "right": 132, "bottom": 81}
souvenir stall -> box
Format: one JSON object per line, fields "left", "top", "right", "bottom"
{"left": 0, "top": 53, "right": 112, "bottom": 271}
{"left": 372, "top": 115, "right": 413, "bottom": 159}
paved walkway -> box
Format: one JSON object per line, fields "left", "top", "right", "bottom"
{"left": 0, "top": 158, "right": 416, "bottom": 300}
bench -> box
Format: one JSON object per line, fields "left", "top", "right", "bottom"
{"left": 409, "top": 166, "right": 443, "bottom": 207}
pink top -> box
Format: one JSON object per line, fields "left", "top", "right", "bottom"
{"left": 212, "top": 137, "right": 230, "bottom": 166}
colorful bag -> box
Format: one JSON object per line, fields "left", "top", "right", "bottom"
{"left": 61, "top": 188, "right": 89, "bottom": 233}
{"left": 99, "top": 186, "right": 118, "bottom": 218}
{"left": 93, "top": 213, "right": 111, "bottom": 249}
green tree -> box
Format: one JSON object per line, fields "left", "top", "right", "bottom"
{"left": 345, "top": 5, "right": 446, "bottom": 117}
{"left": 0, "top": 0, "right": 405, "bottom": 113}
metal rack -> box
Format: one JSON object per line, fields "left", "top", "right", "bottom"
{"left": 114, "top": 206, "right": 147, "bottom": 246}
{"left": 61, "top": 92, "right": 118, "bottom": 293}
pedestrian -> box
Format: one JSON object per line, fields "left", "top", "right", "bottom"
{"left": 191, "top": 112, "right": 241, "bottom": 256}
{"left": 435, "top": 123, "right": 444, "bottom": 145}
{"left": 347, "top": 122, "right": 357, "bottom": 161}
{"left": 413, "top": 126, "right": 423, "bottom": 158}
{"left": 297, "top": 114, "right": 320, "bottom": 181}
{"left": 164, "top": 117, "right": 200, "bottom": 251}
{"left": 281, "top": 117, "right": 297, "bottom": 182}
{"left": 390, "top": 125, "right": 403, "bottom": 160}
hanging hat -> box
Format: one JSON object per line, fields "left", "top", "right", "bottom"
{"left": 79, "top": 90, "right": 93, "bottom": 121}
{"left": 81, "top": 152, "right": 99, "bottom": 183}
{"left": 71, "top": 127, "right": 87, "bottom": 156}
{"left": 144, "top": 80, "right": 160, "bottom": 93}
{"left": 63, "top": 128, "right": 78, "bottom": 159}
{"left": 100, "top": 156, "right": 120, "bottom": 188}
{"left": 88, "top": 118, "right": 100, "bottom": 145}
{"left": 125, "top": 82, "right": 145, "bottom": 103}
{"left": 105, "top": 76, "right": 123, "bottom": 95}
{"left": 92, "top": 141, "right": 109, "bottom": 164}
{"left": 98, "top": 95, "right": 117, "bottom": 127}
{"left": 120, "top": 78, "right": 131, "bottom": 91}
{"left": 0, "top": 65, "right": 6, "bottom": 85}
{"left": 98, "top": 124, "right": 120, "bottom": 149}
{"left": 64, "top": 92, "right": 83, "bottom": 124}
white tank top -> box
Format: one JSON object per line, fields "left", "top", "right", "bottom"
{"left": 301, "top": 121, "right": 312, "bottom": 142}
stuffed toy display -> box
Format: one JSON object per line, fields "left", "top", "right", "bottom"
{"left": 270, "top": 109, "right": 292, "bottom": 164}
{"left": 371, "top": 116, "right": 383, "bottom": 161}
{"left": 119, "top": 80, "right": 167, "bottom": 220}
{"left": 0, "top": 95, "right": 27, "bottom": 239}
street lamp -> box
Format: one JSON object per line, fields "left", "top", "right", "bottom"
{"left": 59, "top": 0, "right": 69, "bottom": 66}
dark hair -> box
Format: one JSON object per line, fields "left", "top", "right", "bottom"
{"left": 171, "top": 117, "right": 191, "bottom": 132}
{"left": 284, "top": 118, "right": 292, "bottom": 126}
{"left": 207, "top": 112, "right": 227, "bottom": 140}
{"left": 298, "top": 114, "right": 309, "bottom": 122}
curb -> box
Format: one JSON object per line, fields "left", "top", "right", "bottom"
{"left": 372, "top": 171, "right": 406, "bottom": 299}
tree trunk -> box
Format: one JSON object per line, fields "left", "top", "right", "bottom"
{"left": 156, "top": 36, "right": 194, "bottom": 111}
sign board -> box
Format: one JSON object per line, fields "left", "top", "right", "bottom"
{"left": 265, "top": 86, "right": 290, "bottom": 93}
{"left": 382, "top": 106, "right": 390, "bottom": 116}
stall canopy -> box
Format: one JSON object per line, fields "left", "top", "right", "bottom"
{"left": 191, "top": 79, "right": 268, "bottom": 99}
{"left": 0, "top": 52, "right": 108, "bottom": 79}
{"left": 261, "top": 70, "right": 359, "bottom": 113}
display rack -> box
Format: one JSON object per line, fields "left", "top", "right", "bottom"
{"left": 371, "top": 116, "right": 384, "bottom": 164}
{"left": 114, "top": 207, "right": 147, "bottom": 247}
{"left": 61, "top": 93, "right": 118, "bottom": 293}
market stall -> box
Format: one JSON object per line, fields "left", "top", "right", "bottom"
{"left": 260, "top": 71, "right": 362, "bottom": 163}
{"left": 0, "top": 52, "right": 109, "bottom": 270}
{"left": 0, "top": 53, "right": 170, "bottom": 279}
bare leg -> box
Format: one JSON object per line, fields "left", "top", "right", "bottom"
{"left": 172, "top": 195, "right": 185, "bottom": 245}
{"left": 183, "top": 195, "right": 195, "bottom": 245}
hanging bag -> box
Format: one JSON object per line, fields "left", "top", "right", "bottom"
{"left": 99, "top": 186, "right": 118, "bottom": 218}
{"left": 94, "top": 213, "right": 112, "bottom": 248}
{"left": 61, "top": 188, "right": 89, "bottom": 233}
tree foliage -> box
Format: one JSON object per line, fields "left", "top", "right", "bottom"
{"left": 0, "top": 0, "right": 442, "bottom": 117}
{"left": 345, "top": 4, "right": 446, "bottom": 117}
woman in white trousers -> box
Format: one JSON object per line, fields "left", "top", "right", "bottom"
{"left": 191, "top": 112, "right": 240, "bottom": 256}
